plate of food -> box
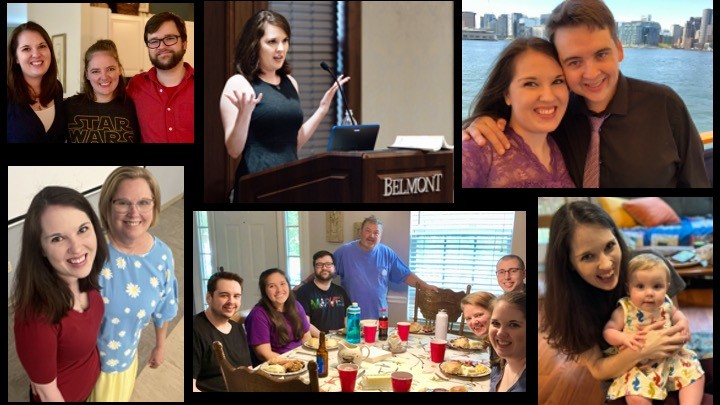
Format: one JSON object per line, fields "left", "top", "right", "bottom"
{"left": 439, "top": 360, "right": 490, "bottom": 379}
{"left": 409, "top": 321, "right": 435, "bottom": 335}
{"left": 446, "top": 336, "right": 486, "bottom": 351}
{"left": 303, "top": 337, "right": 339, "bottom": 350}
{"left": 260, "top": 358, "right": 307, "bottom": 377}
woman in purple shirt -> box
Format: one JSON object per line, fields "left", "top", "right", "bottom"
{"left": 244, "top": 268, "right": 310, "bottom": 366}
{"left": 462, "top": 37, "right": 575, "bottom": 188}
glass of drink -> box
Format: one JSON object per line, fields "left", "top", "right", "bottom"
{"left": 337, "top": 363, "right": 360, "bottom": 392}
{"left": 397, "top": 322, "right": 410, "bottom": 341}
{"left": 391, "top": 371, "right": 413, "bottom": 392}
{"left": 430, "top": 339, "right": 447, "bottom": 363}
{"left": 363, "top": 324, "right": 377, "bottom": 343}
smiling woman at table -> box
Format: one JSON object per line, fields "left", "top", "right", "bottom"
{"left": 245, "top": 268, "right": 311, "bottom": 366}
{"left": 488, "top": 291, "right": 526, "bottom": 392}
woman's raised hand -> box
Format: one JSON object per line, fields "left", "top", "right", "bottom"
{"left": 318, "top": 75, "right": 351, "bottom": 114}
{"left": 225, "top": 90, "right": 263, "bottom": 117}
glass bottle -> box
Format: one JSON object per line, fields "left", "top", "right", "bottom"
{"left": 316, "top": 332, "right": 329, "bottom": 377}
{"left": 346, "top": 302, "right": 361, "bottom": 344}
{"left": 378, "top": 307, "right": 389, "bottom": 341}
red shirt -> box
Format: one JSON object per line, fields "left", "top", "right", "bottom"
{"left": 14, "top": 289, "right": 103, "bottom": 402}
{"left": 127, "top": 62, "right": 194, "bottom": 143}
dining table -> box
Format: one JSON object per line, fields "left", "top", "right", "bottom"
{"left": 257, "top": 329, "right": 491, "bottom": 392}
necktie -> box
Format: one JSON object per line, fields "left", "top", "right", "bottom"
{"left": 582, "top": 114, "right": 610, "bottom": 188}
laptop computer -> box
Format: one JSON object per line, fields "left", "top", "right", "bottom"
{"left": 326, "top": 124, "right": 380, "bottom": 151}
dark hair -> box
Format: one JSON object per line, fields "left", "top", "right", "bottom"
{"left": 545, "top": 0, "right": 619, "bottom": 45}
{"left": 498, "top": 254, "right": 526, "bottom": 271}
{"left": 12, "top": 187, "right": 108, "bottom": 324}
{"left": 144, "top": 12, "right": 187, "bottom": 44}
{"left": 462, "top": 37, "right": 560, "bottom": 129}
{"left": 7, "top": 21, "right": 61, "bottom": 107}
{"left": 234, "top": 10, "right": 292, "bottom": 81}
{"left": 540, "top": 201, "right": 629, "bottom": 361}
{"left": 258, "top": 268, "right": 304, "bottom": 345}
{"left": 80, "top": 39, "right": 127, "bottom": 102}
{"left": 312, "top": 250, "right": 335, "bottom": 266}
{"left": 489, "top": 291, "right": 526, "bottom": 369}
{"left": 207, "top": 271, "right": 244, "bottom": 295}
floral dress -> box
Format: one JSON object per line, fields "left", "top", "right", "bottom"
{"left": 97, "top": 236, "right": 179, "bottom": 372}
{"left": 606, "top": 295, "right": 704, "bottom": 400}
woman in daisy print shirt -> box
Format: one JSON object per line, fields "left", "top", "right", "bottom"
{"left": 89, "top": 166, "right": 179, "bottom": 401}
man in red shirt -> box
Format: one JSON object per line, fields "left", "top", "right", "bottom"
{"left": 127, "top": 12, "right": 194, "bottom": 143}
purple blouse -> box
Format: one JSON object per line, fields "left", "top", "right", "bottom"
{"left": 462, "top": 126, "right": 576, "bottom": 188}
{"left": 245, "top": 300, "right": 310, "bottom": 355}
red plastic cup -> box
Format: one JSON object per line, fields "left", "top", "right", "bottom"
{"left": 337, "top": 363, "right": 359, "bottom": 392}
{"left": 364, "top": 324, "right": 377, "bottom": 343}
{"left": 430, "top": 339, "right": 447, "bottom": 363}
{"left": 391, "top": 371, "right": 413, "bottom": 392}
{"left": 397, "top": 322, "right": 410, "bottom": 341}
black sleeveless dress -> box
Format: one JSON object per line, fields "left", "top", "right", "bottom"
{"left": 233, "top": 75, "right": 303, "bottom": 202}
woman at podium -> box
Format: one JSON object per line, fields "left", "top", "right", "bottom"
{"left": 220, "top": 10, "right": 349, "bottom": 202}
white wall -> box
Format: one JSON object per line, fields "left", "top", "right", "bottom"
{"left": 362, "top": 1, "right": 454, "bottom": 150}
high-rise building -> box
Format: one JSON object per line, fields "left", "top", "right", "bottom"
{"left": 462, "top": 12, "right": 476, "bottom": 29}
{"left": 699, "top": 9, "right": 713, "bottom": 47}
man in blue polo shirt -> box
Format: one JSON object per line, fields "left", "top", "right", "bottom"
{"left": 333, "top": 215, "right": 438, "bottom": 320}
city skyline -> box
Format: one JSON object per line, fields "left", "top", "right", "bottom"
{"left": 461, "top": 0, "right": 713, "bottom": 33}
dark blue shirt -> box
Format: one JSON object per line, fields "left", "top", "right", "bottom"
{"left": 7, "top": 82, "right": 67, "bottom": 143}
{"left": 490, "top": 365, "right": 526, "bottom": 392}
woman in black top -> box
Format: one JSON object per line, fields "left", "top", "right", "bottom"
{"left": 220, "top": 10, "right": 350, "bottom": 202}
{"left": 7, "top": 21, "right": 67, "bottom": 143}
{"left": 64, "top": 39, "right": 140, "bottom": 143}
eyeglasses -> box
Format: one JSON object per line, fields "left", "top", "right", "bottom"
{"left": 146, "top": 35, "right": 180, "bottom": 49}
{"left": 314, "top": 262, "right": 335, "bottom": 269}
{"left": 496, "top": 268, "right": 521, "bottom": 277}
{"left": 112, "top": 199, "right": 154, "bottom": 213}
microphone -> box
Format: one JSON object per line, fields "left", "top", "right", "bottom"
{"left": 320, "top": 61, "right": 356, "bottom": 125}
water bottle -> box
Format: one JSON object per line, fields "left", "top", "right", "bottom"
{"left": 346, "top": 302, "right": 361, "bottom": 344}
{"left": 435, "top": 309, "right": 448, "bottom": 341}
{"left": 342, "top": 109, "right": 355, "bottom": 126}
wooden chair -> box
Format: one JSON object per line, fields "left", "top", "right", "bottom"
{"left": 413, "top": 284, "right": 471, "bottom": 336}
{"left": 212, "top": 341, "right": 320, "bottom": 392}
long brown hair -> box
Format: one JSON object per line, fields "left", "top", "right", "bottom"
{"left": 80, "top": 39, "right": 127, "bottom": 102}
{"left": 7, "top": 21, "right": 61, "bottom": 106}
{"left": 257, "top": 268, "right": 304, "bottom": 346}
{"left": 12, "top": 187, "right": 108, "bottom": 325}
{"left": 489, "top": 291, "right": 526, "bottom": 369}
{"left": 234, "top": 10, "right": 292, "bottom": 81}
{"left": 462, "top": 37, "right": 560, "bottom": 129}
{"left": 540, "top": 201, "right": 629, "bottom": 361}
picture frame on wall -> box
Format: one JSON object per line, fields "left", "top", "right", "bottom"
{"left": 52, "top": 34, "right": 66, "bottom": 90}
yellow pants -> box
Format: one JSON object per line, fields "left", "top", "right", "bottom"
{"left": 87, "top": 354, "right": 139, "bottom": 402}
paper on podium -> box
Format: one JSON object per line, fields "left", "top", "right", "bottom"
{"left": 388, "top": 135, "right": 453, "bottom": 152}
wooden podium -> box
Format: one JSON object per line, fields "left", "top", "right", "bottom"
{"left": 238, "top": 149, "right": 453, "bottom": 203}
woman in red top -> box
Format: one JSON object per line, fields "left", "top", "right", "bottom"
{"left": 12, "top": 186, "right": 108, "bottom": 401}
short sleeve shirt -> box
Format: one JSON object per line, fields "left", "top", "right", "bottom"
{"left": 244, "top": 301, "right": 310, "bottom": 362}
{"left": 97, "top": 236, "right": 179, "bottom": 372}
{"left": 334, "top": 241, "right": 413, "bottom": 319}
{"left": 295, "top": 281, "right": 351, "bottom": 332}
{"left": 193, "top": 312, "right": 251, "bottom": 392}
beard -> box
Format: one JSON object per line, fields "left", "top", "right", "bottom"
{"left": 150, "top": 48, "right": 186, "bottom": 70}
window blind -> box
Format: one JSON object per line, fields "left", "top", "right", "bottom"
{"left": 406, "top": 211, "right": 515, "bottom": 322}
{"left": 269, "top": 1, "right": 340, "bottom": 158}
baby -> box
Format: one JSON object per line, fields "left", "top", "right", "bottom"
{"left": 603, "top": 253, "right": 704, "bottom": 404}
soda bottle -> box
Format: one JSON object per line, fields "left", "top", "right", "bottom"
{"left": 316, "top": 332, "right": 329, "bottom": 377}
{"left": 346, "top": 302, "right": 361, "bottom": 344}
{"left": 378, "top": 307, "right": 389, "bottom": 341}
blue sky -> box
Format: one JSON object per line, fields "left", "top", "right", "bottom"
{"left": 461, "top": 0, "right": 713, "bottom": 32}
